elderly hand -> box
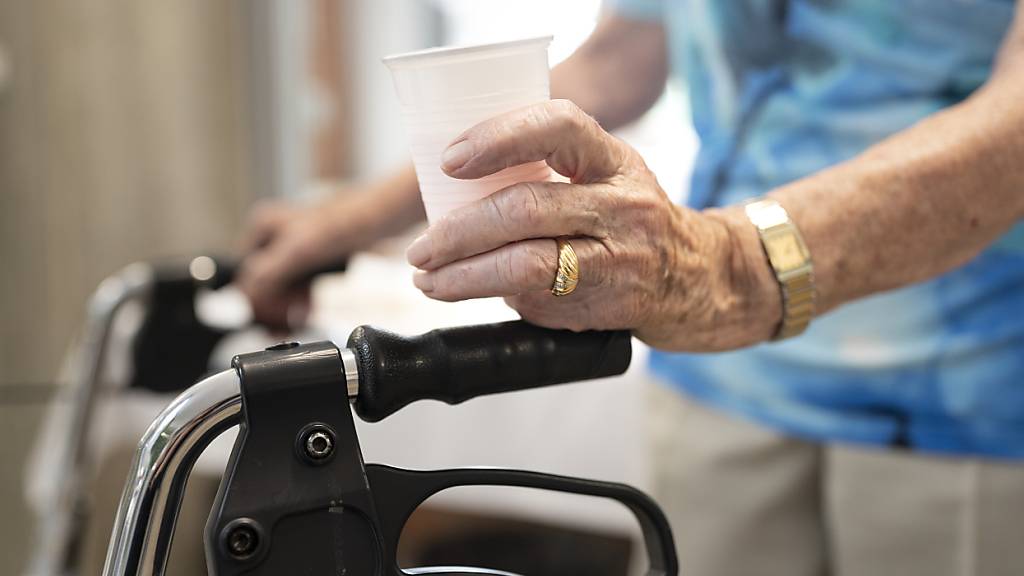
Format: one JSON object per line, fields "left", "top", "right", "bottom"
{"left": 235, "top": 199, "right": 341, "bottom": 329}
{"left": 237, "top": 194, "right": 379, "bottom": 329}
{"left": 406, "top": 100, "right": 782, "bottom": 351}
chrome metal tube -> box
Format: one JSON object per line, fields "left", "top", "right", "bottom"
{"left": 338, "top": 347, "right": 360, "bottom": 398}
{"left": 25, "top": 263, "right": 154, "bottom": 576}
{"left": 102, "top": 369, "right": 242, "bottom": 576}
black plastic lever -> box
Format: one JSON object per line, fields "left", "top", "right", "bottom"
{"left": 347, "top": 321, "right": 632, "bottom": 422}
{"left": 366, "top": 465, "right": 678, "bottom": 576}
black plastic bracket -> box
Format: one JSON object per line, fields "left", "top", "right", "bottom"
{"left": 130, "top": 258, "right": 234, "bottom": 393}
{"left": 129, "top": 256, "right": 348, "bottom": 393}
{"left": 202, "top": 335, "right": 677, "bottom": 576}
{"left": 203, "top": 341, "right": 383, "bottom": 575}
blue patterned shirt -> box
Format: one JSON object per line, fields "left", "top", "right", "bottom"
{"left": 611, "top": 0, "right": 1024, "bottom": 457}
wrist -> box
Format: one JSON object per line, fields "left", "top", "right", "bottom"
{"left": 646, "top": 205, "right": 781, "bottom": 351}
{"left": 704, "top": 206, "right": 783, "bottom": 345}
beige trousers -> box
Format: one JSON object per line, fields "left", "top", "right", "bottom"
{"left": 647, "top": 382, "right": 1024, "bottom": 576}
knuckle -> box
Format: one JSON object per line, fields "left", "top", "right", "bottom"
{"left": 508, "top": 247, "right": 541, "bottom": 288}
{"left": 553, "top": 102, "right": 581, "bottom": 133}
{"left": 522, "top": 243, "right": 555, "bottom": 285}
{"left": 429, "top": 269, "right": 460, "bottom": 302}
{"left": 553, "top": 99, "right": 596, "bottom": 135}
{"left": 577, "top": 203, "right": 606, "bottom": 236}
{"left": 428, "top": 218, "right": 462, "bottom": 261}
{"left": 504, "top": 183, "right": 545, "bottom": 228}
{"left": 581, "top": 243, "right": 610, "bottom": 289}
{"left": 486, "top": 194, "right": 515, "bottom": 235}
{"left": 431, "top": 221, "right": 452, "bottom": 251}
{"left": 549, "top": 99, "right": 580, "bottom": 122}
{"left": 523, "top": 106, "right": 553, "bottom": 140}
{"left": 495, "top": 248, "right": 517, "bottom": 288}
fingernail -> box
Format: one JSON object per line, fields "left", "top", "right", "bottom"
{"left": 413, "top": 270, "right": 434, "bottom": 292}
{"left": 441, "top": 140, "right": 473, "bottom": 173}
{"left": 406, "top": 234, "right": 432, "bottom": 267}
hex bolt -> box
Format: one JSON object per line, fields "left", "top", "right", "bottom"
{"left": 304, "top": 428, "right": 335, "bottom": 460}
{"left": 295, "top": 423, "right": 337, "bottom": 465}
{"left": 305, "top": 430, "right": 333, "bottom": 457}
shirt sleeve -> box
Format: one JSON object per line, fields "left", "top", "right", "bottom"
{"left": 604, "top": 0, "right": 664, "bottom": 21}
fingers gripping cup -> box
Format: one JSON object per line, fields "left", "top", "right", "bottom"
{"left": 384, "top": 36, "right": 555, "bottom": 223}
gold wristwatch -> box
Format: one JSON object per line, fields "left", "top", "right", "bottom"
{"left": 744, "top": 198, "right": 816, "bottom": 340}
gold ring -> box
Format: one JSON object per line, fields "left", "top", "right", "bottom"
{"left": 551, "top": 237, "right": 579, "bottom": 297}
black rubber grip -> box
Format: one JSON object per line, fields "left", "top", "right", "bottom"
{"left": 347, "top": 321, "right": 632, "bottom": 422}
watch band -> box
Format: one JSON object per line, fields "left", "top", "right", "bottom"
{"left": 744, "top": 198, "right": 816, "bottom": 340}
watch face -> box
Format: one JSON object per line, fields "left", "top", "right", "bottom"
{"left": 766, "top": 232, "right": 807, "bottom": 272}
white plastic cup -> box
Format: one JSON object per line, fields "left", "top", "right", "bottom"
{"left": 384, "top": 36, "right": 554, "bottom": 224}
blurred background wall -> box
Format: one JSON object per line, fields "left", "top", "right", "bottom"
{"left": 0, "top": 0, "right": 250, "bottom": 385}
{"left": 0, "top": 1, "right": 253, "bottom": 573}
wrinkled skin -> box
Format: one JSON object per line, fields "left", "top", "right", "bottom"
{"left": 407, "top": 99, "right": 780, "bottom": 351}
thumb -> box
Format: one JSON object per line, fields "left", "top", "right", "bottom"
{"left": 441, "top": 99, "right": 630, "bottom": 184}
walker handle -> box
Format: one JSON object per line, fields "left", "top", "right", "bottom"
{"left": 348, "top": 321, "right": 632, "bottom": 422}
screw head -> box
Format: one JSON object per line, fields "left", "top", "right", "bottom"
{"left": 304, "top": 429, "right": 334, "bottom": 459}
{"left": 296, "top": 423, "right": 337, "bottom": 464}
{"left": 221, "top": 520, "right": 261, "bottom": 560}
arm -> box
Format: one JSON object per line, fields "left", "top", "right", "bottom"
{"left": 406, "top": 5, "right": 1024, "bottom": 351}
{"left": 722, "top": 4, "right": 1024, "bottom": 329}
{"left": 553, "top": 14, "right": 668, "bottom": 130}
